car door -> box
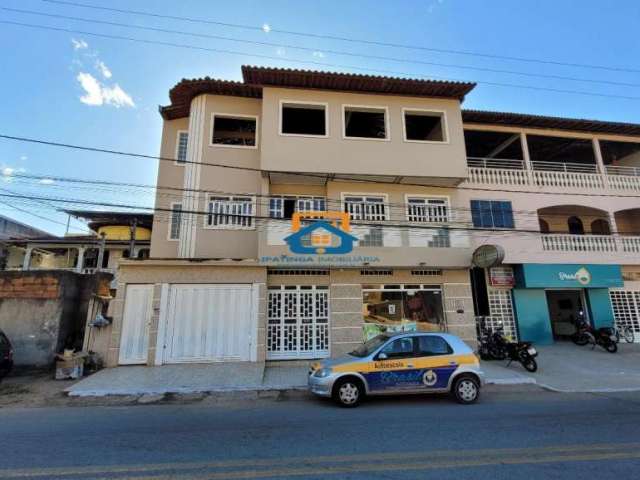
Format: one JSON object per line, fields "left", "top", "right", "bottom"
{"left": 365, "top": 336, "right": 423, "bottom": 393}
{"left": 413, "top": 335, "right": 457, "bottom": 391}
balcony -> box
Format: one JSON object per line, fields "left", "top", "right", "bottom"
{"left": 466, "top": 157, "right": 638, "bottom": 192}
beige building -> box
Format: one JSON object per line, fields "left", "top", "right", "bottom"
{"left": 105, "top": 66, "right": 640, "bottom": 369}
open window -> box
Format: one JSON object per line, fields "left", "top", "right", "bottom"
{"left": 280, "top": 102, "right": 327, "bottom": 137}
{"left": 403, "top": 110, "right": 447, "bottom": 142}
{"left": 343, "top": 105, "right": 388, "bottom": 140}
{"left": 211, "top": 114, "right": 257, "bottom": 147}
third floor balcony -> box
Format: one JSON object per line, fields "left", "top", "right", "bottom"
{"left": 463, "top": 128, "right": 640, "bottom": 194}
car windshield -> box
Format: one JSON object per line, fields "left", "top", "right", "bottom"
{"left": 349, "top": 335, "right": 389, "bottom": 358}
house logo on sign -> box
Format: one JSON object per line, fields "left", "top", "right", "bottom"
{"left": 284, "top": 211, "right": 358, "bottom": 255}
{"left": 558, "top": 267, "right": 592, "bottom": 286}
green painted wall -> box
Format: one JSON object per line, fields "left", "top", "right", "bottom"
{"left": 587, "top": 288, "right": 614, "bottom": 329}
{"left": 512, "top": 289, "right": 554, "bottom": 345}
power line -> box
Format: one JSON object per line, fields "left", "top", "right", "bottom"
{"left": 7, "top": 171, "right": 628, "bottom": 221}
{"left": 4, "top": 191, "right": 640, "bottom": 238}
{"left": 41, "top": 0, "right": 640, "bottom": 74}
{"left": 4, "top": 7, "right": 639, "bottom": 89}
{"left": 5, "top": 133, "right": 640, "bottom": 200}
{"left": 4, "top": 19, "right": 640, "bottom": 102}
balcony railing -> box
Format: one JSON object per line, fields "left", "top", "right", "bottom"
{"left": 466, "top": 157, "right": 640, "bottom": 192}
{"left": 620, "top": 236, "right": 640, "bottom": 253}
{"left": 541, "top": 234, "right": 618, "bottom": 252}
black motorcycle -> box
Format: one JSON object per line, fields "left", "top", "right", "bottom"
{"left": 478, "top": 321, "right": 538, "bottom": 372}
{"left": 571, "top": 319, "right": 617, "bottom": 353}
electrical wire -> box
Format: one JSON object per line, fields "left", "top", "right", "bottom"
{"left": 41, "top": 0, "right": 640, "bottom": 74}
{"left": 3, "top": 7, "right": 639, "bottom": 89}
{"left": 3, "top": 19, "right": 640, "bottom": 101}
{"left": 5, "top": 133, "right": 640, "bottom": 200}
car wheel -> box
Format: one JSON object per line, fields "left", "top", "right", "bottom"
{"left": 333, "top": 378, "right": 363, "bottom": 408}
{"left": 452, "top": 375, "right": 480, "bottom": 404}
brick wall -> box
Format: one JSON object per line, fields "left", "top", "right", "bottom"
{"left": 0, "top": 275, "right": 60, "bottom": 299}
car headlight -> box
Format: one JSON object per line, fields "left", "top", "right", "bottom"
{"left": 314, "top": 367, "right": 332, "bottom": 378}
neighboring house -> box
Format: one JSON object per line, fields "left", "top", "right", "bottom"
{"left": 103, "top": 66, "right": 640, "bottom": 372}
{"left": 2, "top": 210, "right": 152, "bottom": 291}
{"left": 0, "top": 214, "right": 50, "bottom": 270}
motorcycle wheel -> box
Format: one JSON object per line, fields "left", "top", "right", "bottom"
{"left": 604, "top": 341, "right": 618, "bottom": 353}
{"left": 572, "top": 334, "right": 589, "bottom": 346}
{"left": 523, "top": 358, "right": 538, "bottom": 372}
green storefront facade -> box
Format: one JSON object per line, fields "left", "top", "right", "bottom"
{"left": 511, "top": 264, "right": 623, "bottom": 345}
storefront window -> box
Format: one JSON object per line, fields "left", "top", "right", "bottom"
{"left": 362, "top": 285, "right": 444, "bottom": 340}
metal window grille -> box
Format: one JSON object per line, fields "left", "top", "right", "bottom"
{"left": 609, "top": 290, "right": 640, "bottom": 340}
{"left": 267, "top": 269, "right": 330, "bottom": 276}
{"left": 267, "top": 286, "right": 330, "bottom": 359}
{"left": 360, "top": 268, "right": 393, "bottom": 276}
{"left": 176, "top": 132, "right": 188, "bottom": 163}
{"left": 411, "top": 269, "right": 442, "bottom": 276}
{"left": 207, "top": 196, "right": 254, "bottom": 228}
{"left": 169, "top": 203, "right": 182, "bottom": 240}
{"left": 406, "top": 197, "right": 449, "bottom": 223}
{"left": 269, "top": 196, "right": 326, "bottom": 218}
{"left": 344, "top": 196, "right": 387, "bottom": 221}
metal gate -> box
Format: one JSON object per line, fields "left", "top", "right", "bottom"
{"left": 267, "top": 285, "right": 330, "bottom": 360}
{"left": 609, "top": 289, "right": 640, "bottom": 342}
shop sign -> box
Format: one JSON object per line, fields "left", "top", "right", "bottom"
{"left": 489, "top": 267, "right": 514, "bottom": 287}
{"left": 260, "top": 211, "right": 381, "bottom": 266}
{"left": 515, "top": 264, "right": 623, "bottom": 289}
{"left": 472, "top": 245, "right": 505, "bottom": 268}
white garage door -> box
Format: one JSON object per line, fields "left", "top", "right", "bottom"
{"left": 163, "top": 284, "right": 257, "bottom": 363}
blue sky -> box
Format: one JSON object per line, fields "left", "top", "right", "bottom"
{"left": 1, "top": 0, "right": 639, "bottom": 235}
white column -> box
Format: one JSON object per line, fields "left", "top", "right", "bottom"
{"left": 520, "top": 132, "right": 534, "bottom": 185}
{"left": 592, "top": 138, "right": 610, "bottom": 190}
{"left": 76, "top": 247, "right": 85, "bottom": 273}
{"left": 178, "top": 95, "right": 207, "bottom": 258}
{"left": 22, "top": 246, "right": 33, "bottom": 270}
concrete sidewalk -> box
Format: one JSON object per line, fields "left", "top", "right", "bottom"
{"left": 66, "top": 360, "right": 532, "bottom": 397}
{"left": 66, "top": 342, "right": 640, "bottom": 398}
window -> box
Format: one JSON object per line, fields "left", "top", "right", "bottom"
{"left": 207, "top": 196, "right": 254, "bottom": 229}
{"left": 269, "top": 196, "right": 326, "bottom": 219}
{"left": 280, "top": 102, "right": 327, "bottom": 136}
{"left": 403, "top": 110, "right": 446, "bottom": 142}
{"left": 344, "top": 195, "right": 387, "bottom": 221}
{"left": 343, "top": 105, "right": 388, "bottom": 140}
{"left": 406, "top": 197, "right": 449, "bottom": 223}
{"left": 175, "top": 131, "right": 188, "bottom": 163}
{"left": 418, "top": 336, "right": 452, "bottom": 356}
{"left": 591, "top": 219, "right": 611, "bottom": 235}
{"left": 169, "top": 202, "right": 182, "bottom": 240}
{"left": 568, "top": 216, "right": 584, "bottom": 235}
{"left": 470, "top": 200, "right": 514, "bottom": 228}
{"left": 211, "top": 114, "right": 257, "bottom": 147}
{"left": 380, "top": 337, "right": 415, "bottom": 359}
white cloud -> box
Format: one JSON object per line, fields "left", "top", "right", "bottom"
{"left": 38, "top": 178, "right": 55, "bottom": 185}
{"left": 276, "top": 47, "right": 286, "bottom": 57}
{"left": 77, "top": 72, "right": 104, "bottom": 106}
{"left": 96, "top": 60, "right": 112, "bottom": 79}
{"left": 2, "top": 167, "right": 14, "bottom": 177}
{"left": 76, "top": 72, "right": 135, "bottom": 108}
{"left": 71, "top": 38, "right": 88, "bottom": 50}
{"left": 19, "top": 155, "right": 27, "bottom": 161}
{"left": 262, "top": 23, "right": 271, "bottom": 33}
{"left": 312, "top": 51, "right": 325, "bottom": 58}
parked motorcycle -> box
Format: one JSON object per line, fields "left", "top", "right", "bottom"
{"left": 571, "top": 319, "right": 617, "bottom": 353}
{"left": 478, "top": 320, "right": 538, "bottom": 372}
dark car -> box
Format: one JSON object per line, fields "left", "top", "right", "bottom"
{"left": 0, "top": 330, "right": 13, "bottom": 382}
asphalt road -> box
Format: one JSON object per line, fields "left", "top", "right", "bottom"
{"left": 1, "top": 387, "right": 640, "bottom": 479}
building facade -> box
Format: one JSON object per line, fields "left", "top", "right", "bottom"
{"left": 105, "top": 66, "right": 640, "bottom": 369}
